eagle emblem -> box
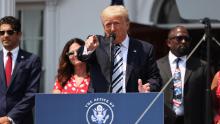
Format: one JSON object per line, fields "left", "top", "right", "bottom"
{"left": 91, "top": 105, "right": 109, "bottom": 124}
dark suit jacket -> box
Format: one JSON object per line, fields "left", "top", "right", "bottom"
{"left": 78, "top": 35, "right": 161, "bottom": 92}
{"left": 0, "top": 49, "right": 41, "bottom": 124}
{"left": 157, "top": 55, "right": 207, "bottom": 124}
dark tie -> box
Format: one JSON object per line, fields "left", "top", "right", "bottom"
{"left": 173, "top": 58, "right": 184, "bottom": 115}
{"left": 5, "top": 52, "right": 12, "bottom": 87}
{"left": 112, "top": 44, "right": 123, "bottom": 93}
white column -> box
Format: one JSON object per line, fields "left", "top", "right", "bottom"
{"left": 0, "top": 0, "right": 15, "bottom": 18}
{"left": 0, "top": 0, "right": 15, "bottom": 49}
{"left": 44, "top": 0, "right": 58, "bottom": 93}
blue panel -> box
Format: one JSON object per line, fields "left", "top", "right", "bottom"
{"left": 35, "top": 93, "right": 164, "bottom": 124}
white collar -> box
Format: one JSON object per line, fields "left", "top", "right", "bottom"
{"left": 168, "top": 51, "right": 187, "bottom": 64}
{"left": 120, "top": 35, "right": 129, "bottom": 49}
{"left": 3, "top": 46, "right": 19, "bottom": 58}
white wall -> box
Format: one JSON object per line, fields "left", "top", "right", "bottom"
{"left": 125, "top": 0, "right": 154, "bottom": 25}
{"left": 176, "top": 0, "right": 220, "bottom": 20}
{"left": 55, "top": 0, "right": 112, "bottom": 60}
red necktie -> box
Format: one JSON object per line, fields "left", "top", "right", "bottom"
{"left": 5, "top": 52, "right": 12, "bottom": 87}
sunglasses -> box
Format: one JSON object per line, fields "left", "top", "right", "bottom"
{"left": 169, "top": 36, "right": 191, "bottom": 42}
{"left": 0, "top": 30, "right": 16, "bottom": 36}
{"left": 66, "top": 51, "right": 76, "bottom": 56}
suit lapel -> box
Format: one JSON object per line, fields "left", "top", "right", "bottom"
{"left": 158, "top": 56, "right": 173, "bottom": 105}
{"left": 160, "top": 56, "right": 172, "bottom": 81}
{"left": 0, "top": 51, "right": 7, "bottom": 91}
{"left": 125, "top": 39, "right": 136, "bottom": 84}
{"left": 184, "top": 58, "right": 193, "bottom": 84}
{"left": 8, "top": 49, "right": 25, "bottom": 89}
{"left": 101, "top": 36, "right": 111, "bottom": 60}
{"left": 101, "top": 36, "right": 111, "bottom": 83}
{"left": 164, "top": 57, "right": 173, "bottom": 104}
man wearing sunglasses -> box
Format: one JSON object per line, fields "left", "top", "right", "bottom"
{"left": 157, "top": 26, "right": 207, "bottom": 124}
{"left": 0, "top": 16, "right": 41, "bottom": 124}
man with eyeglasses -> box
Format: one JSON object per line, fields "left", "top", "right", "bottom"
{"left": 157, "top": 26, "right": 208, "bottom": 124}
{"left": 0, "top": 16, "right": 41, "bottom": 124}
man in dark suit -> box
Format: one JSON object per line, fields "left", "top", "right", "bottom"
{"left": 157, "top": 26, "right": 207, "bottom": 124}
{"left": 0, "top": 16, "right": 41, "bottom": 124}
{"left": 78, "top": 5, "right": 161, "bottom": 93}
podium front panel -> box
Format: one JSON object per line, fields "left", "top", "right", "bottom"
{"left": 35, "top": 93, "right": 163, "bottom": 124}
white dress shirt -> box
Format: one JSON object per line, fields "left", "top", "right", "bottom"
{"left": 119, "top": 35, "right": 129, "bottom": 93}
{"left": 3, "top": 46, "right": 19, "bottom": 74}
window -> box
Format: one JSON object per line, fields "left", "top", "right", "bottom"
{"left": 16, "top": 2, "right": 45, "bottom": 91}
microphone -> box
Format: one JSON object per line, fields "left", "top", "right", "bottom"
{"left": 109, "top": 32, "right": 116, "bottom": 43}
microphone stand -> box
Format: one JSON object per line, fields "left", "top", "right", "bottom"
{"left": 108, "top": 33, "right": 116, "bottom": 93}
{"left": 202, "top": 17, "right": 212, "bottom": 124}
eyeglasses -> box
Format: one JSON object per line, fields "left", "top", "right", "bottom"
{"left": 169, "top": 36, "right": 191, "bottom": 42}
{"left": 0, "top": 30, "right": 16, "bottom": 36}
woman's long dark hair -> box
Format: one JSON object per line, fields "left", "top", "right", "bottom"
{"left": 57, "top": 38, "right": 86, "bottom": 87}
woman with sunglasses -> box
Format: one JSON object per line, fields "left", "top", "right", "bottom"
{"left": 211, "top": 71, "right": 220, "bottom": 124}
{"left": 52, "top": 38, "right": 92, "bottom": 94}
